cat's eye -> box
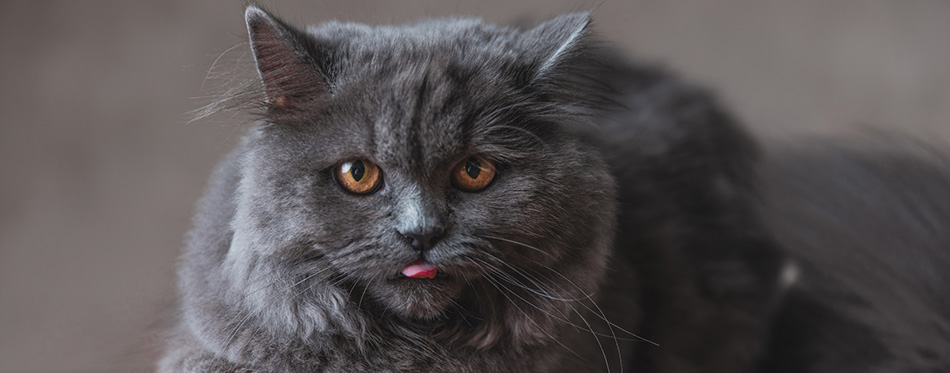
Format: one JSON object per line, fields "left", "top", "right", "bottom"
{"left": 452, "top": 155, "right": 496, "bottom": 192}
{"left": 335, "top": 159, "right": 383, "bottom": 195}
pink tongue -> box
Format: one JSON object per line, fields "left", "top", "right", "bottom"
{"left": 402, "top": 260, "right": 438, "bottom": 279}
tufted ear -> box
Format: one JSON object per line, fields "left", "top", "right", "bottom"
{"left": 519, "top": 11, "right": 593, "bottom": 82}
{"left": 245, "top": 5, "right": 328, "bottom": 113}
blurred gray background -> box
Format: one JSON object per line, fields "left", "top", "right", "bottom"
{"left": 1, "top": 0, "right": 948, "bottom": 371}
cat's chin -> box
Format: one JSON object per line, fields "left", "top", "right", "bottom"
{"left": 373, "top": 277, "right": 461, "bottom": 319}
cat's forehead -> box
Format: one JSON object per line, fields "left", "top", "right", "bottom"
{"left": 313, "top": 20, "right": 526, "bottom": 175}
{"left": 310, "top": 18, "right": 523, "bottom": 81}
{"left": 307, "top": 18, "right": 514, "bottom": 52}
{"left": 346, "top": 60, "right": 501, "bottom": 177}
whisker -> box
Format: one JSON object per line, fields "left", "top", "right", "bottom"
{"left": 223, "top": 310, "right": 256, "bottom": 349}
{"left": 544, "top": 268, "right": 657, "bottom": 346}
{"left": 494, "top": 248, "right": 657, "bottom": 346}
{"left": 478, "top": 251, "right": 581, "bottom": 301}
{"left": 486, "top": 256, "right": 614, "bottom": 372}
{"left": 357, "top": 278, "right": 372, "bottom": 310}
{"left": 564, "top": 299, "right": 612, "bottom": 373}
{"left": 482, "top": 235, "right": 554, "bottom": 258}
{"left": 478, "top": 271, "right": 585, "bottom": 363}
{"left": 475, "top": 258, "right": 631, "bottom": 341}
{"left": 479, "top": 260, "right": 639, "bottom": 341}
{"left": 474, "top": 257, "right": 585, "bottom": 302}
{"left": 477, "top": 246, "right": 647, "bottom": 372}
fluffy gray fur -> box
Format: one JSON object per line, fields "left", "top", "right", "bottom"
{"left": 159, "top": 5, "right": 950, "bottom": 373}
{"left": 159, "top": 6, "right": 782, "bottom": 372}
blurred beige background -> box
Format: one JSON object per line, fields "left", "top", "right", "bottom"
{"left": 1, "top": 0, "right": 948, "bottom": 371}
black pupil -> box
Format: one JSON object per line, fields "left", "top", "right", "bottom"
{"left": 464, "top": 158, "right": 481, "bottom": 179}
{"left": 350, "top": 160, "right": 365, "bottom": 182}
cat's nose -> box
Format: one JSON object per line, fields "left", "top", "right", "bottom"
{"left": 401, "top": 230, "right": 443, "bottom": 251}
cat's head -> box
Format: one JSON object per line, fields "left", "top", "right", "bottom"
{"left": 222, "top": 6, "right": 616, "bottom": 341}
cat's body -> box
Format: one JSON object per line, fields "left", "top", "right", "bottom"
{"left": 160, "top": 6, "right": 949, "bottom": 372}
{"left": 757, "top": 139, "right": 950, "bottom": 372}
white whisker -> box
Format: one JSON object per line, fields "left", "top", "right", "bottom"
{"left": 482, "top": 235, "right": 554, "bottom": 258}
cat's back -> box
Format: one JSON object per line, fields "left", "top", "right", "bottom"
{"left": 590, "top": 57, "right": 950, "bottom": 371}
{"left": 757, "top": 137, "right": 950, "bottom": 372}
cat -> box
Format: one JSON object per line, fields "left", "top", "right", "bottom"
{"left": 159, "top": 5, "right": 949, "bottom": 372}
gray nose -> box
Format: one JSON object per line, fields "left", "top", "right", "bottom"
{"left": 394, "top": 184, "right": 447, "bottom": 251}
{"left": 401, "top": 229, "right": 443, "bottom": 251}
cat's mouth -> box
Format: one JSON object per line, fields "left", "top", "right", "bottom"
{"left": 392, "top": 259, "right": 448, "bottom": 280}
{"left": 401, "top": 260, "right": 438, "bottom": 279}
{"left": 374, "top": 260, "right": 457, "bottom": 318}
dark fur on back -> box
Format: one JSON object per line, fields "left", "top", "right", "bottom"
{"left": 160, "top": 5, "right": 949, "bottom": 373}
{"left": 757, "top": 137, "right": 950, "bottom": 372}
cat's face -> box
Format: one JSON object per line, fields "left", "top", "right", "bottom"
{"left": 226, "top": 8, "right": 616, "bottom": 322}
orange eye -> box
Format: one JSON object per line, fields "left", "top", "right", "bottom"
{"left": 452, "top": 155, "right": 496, "bottom": 192}
{"left": 335, "top": 159, "right": 382, "bottom": 195}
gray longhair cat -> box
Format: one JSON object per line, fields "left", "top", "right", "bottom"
{"left": 159, "top": 4, "right": 950, "bottom": 373}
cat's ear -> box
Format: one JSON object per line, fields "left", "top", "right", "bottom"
{"left": 245, "top": 5, "right": 327, "bottom": 112}
{"left": 520, "top": 11, "right": 593, "bottom": 82}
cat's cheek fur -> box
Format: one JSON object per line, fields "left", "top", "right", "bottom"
{"left": 215, "top": 143, "right": 371, "bottom": 345}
